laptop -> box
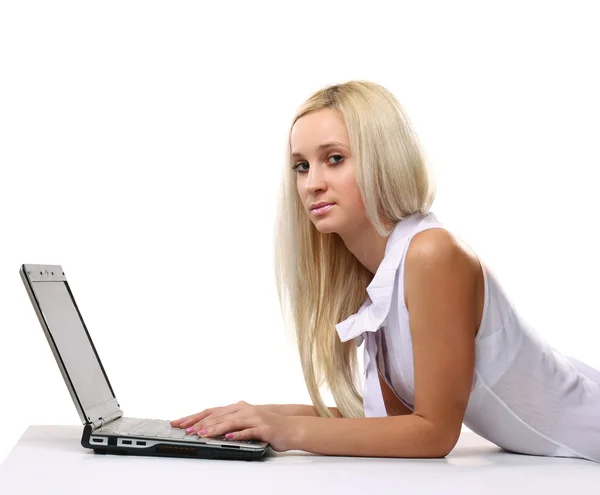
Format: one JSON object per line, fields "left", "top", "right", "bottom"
{"left": 19, "top": 263, "right": 271, "bottom": 461}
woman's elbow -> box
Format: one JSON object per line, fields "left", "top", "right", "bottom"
{"left": 435, "top": 430, "right": 460, "bottom": 458}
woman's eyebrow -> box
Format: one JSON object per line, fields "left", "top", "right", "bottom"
{"left": 291, "top": 141, "right": 348, "bottom": 158}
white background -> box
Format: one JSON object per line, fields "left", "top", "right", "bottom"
{"left": 1, "top": 1, "right": 599, "bottom": 465}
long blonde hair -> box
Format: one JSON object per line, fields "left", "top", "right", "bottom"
{"left": 273, "top": 80, "right": 436, "bottom": 418}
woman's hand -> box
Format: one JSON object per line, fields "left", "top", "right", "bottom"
{"left": 170, "top": 401, "right": 302, "bottom": 452}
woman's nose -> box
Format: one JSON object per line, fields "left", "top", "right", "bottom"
{"left": 305, "top": 168, "right": 327, "bottom": 193}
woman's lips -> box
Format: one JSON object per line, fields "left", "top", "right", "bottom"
{"left": 311, "top": 204, "right": 334, "bottom": 216}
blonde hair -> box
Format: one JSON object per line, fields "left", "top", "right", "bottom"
{"left": 273, "top": 80, "right": 436, "bottom": 418}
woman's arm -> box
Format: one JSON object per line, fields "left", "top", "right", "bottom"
{"left": 291, "top": 414, "right": 452, "bottom": 458}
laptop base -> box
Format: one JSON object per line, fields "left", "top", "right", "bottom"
{"left": 81, "top": 425, "right": 270, "bottom": 461}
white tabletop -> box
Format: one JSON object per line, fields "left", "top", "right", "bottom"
{"left": 0, "top": 426, "right": 599, "bottom": 494}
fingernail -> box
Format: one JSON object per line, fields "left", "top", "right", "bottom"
{"left": 186, "top": 427, "right": 195, "bottom": 433}
{"left": 225, "top": 433, "right": 234, "bottom": 439}
{"left": 198, "top": 429, "right": 208, "bottom": 435}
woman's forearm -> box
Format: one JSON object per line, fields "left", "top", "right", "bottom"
{"left": 290, "top": 414, "right": 455, "bottom": 458}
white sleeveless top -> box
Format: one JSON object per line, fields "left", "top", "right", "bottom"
{"left": 335, "top": 211, "right": 600, "bottom": 463}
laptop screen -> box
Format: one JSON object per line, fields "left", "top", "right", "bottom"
{"left": 30, "top": 279, "right": 115, "bottom": 413}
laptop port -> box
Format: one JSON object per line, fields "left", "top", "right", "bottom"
{"left": 92, "top": 438, "right": 103, "bottom": 443}
{"left": 136, "top": 441, "right": 146, "bottom": 446}
{"left": 122, "top": 440, "right": 132, "bottom": 445}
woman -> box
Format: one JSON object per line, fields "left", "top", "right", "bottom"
{"left": 170, "top": 80, "right": 600, "bottom": 462}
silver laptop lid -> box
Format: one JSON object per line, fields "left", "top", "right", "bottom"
{"left": 20, "top": 264, "right": 122, "bottom": 428}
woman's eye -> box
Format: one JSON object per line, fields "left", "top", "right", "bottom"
{"left": 292, "top": 155, "right": 344, "bottom": 174}
{"left": 292, "top": 162, "right": 309, "bottom": 173}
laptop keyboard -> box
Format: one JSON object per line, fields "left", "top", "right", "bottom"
{"left": 94, "top": 418, "right": 258, "bottom": 444}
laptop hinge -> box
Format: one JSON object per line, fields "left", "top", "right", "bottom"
{"left": 91, "top": 409, "right": 123, "bottom": 430}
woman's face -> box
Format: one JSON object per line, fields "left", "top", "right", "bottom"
{"left": 290, "top": 108, "right": 367, "bottom": 235}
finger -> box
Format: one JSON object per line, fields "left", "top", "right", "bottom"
{"left": 194, "top": 411, "right": 231, "bottom": 430}
{"left": 182, "top": 405, "right": 244, "bottom": 428}
{"left": 170, "top": 417, "right": 191, "bottom": 427}
{"left": 224, "top": 428, "right": 263, "bottom": 442}
{"left": 189, "top": 403, "right": 249, "bottom": 431}
{"left": 199, "top": 417, "right": 246, "bottom": 438}
{"left": 171, "top": 409, "right": 215, "bottom": 428}
{"left": 192, "top": 404, "right": 254, "bottom": 432}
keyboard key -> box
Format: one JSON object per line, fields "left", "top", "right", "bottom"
{"left": 169, "top": 429, "right": 187, "bottom": 439}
